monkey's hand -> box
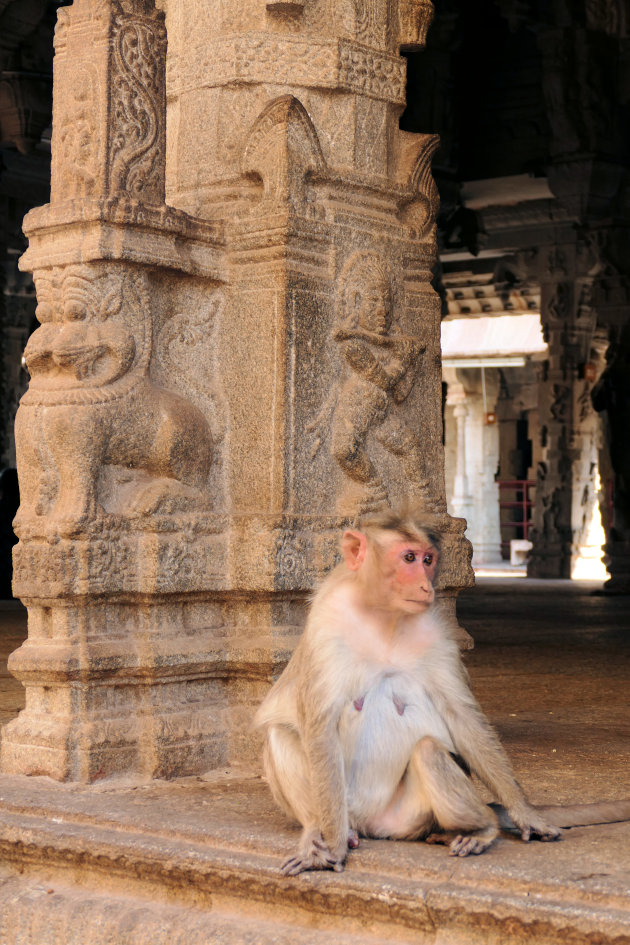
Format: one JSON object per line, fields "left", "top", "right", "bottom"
{"left": 281, "top": 829, "right": 346, "bottom": 876}
{"left": 507, "top": 802, "right": 563, "bottom": 843}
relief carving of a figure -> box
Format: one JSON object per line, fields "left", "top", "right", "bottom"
{"left": 310, "top": 251, "right": 432, "bottom": 513}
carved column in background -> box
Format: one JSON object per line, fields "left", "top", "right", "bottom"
{"left": 591, "top": 262, "right": 630, "bottom": 593}
{"left": 3, "top": 0, "right": 473, "bottom": 782}
{"left": 448, "top": 397, "right": 472, "bottom": 521}
{"left": 528, "top": 7, "right": 630, "bottom": 581}
{"left": 527, "top": 239, "right": 601, "bottom": 579}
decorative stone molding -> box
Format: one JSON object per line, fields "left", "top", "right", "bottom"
{"left": 243, "top": 95, "right": 325, "bottom": 209}
{"left": 175, "top": 37, "right": 407, "bottom": 105}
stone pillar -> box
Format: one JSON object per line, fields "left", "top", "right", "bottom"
{"left": 449, "top": 400, "right": 472, "bottom": 521}
{"left": 2, "top": 0, "right": 227, "bottom": 781}
{"left": 592, "top": 309, "right": 630, "bottom": 592}
{"left": 2, "top": 0, "right": 473, "bottom": 782}
{"left": 445, "top": 369, "right": 501, "bottom": 566}
{"left": 527, "top": 240, "right": 603, "bottom": 579}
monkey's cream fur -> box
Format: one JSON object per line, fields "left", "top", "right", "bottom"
{"left": 256, "top": 510, "right": 630, "bottom": 874}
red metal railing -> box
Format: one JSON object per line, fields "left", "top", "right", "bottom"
{"left": 498, "top": 480, "right": 536, "bottom": 557}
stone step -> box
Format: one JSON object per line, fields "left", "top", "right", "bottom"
{"left": 0, "top": 873, "right": 405, "bottom": 945}
{"left": 0, "top": 774, "right": 628, "bottom": 945}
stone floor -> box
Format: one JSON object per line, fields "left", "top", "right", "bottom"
{"left": 0, "top": 580, "right": 628, "bottom": 944}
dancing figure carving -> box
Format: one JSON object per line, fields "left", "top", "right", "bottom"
{"left": 310, "top": 252, "right": 431, "bottom": 513}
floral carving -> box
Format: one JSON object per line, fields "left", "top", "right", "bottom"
{"left": 274, "top": 533, "right": 313, "bottom": 590}
{"left": 54, "top": 64, "right": 102, "bottom": 199}
{"left": 154, "top": 291, "right": 228, "bottom": 462}
{"left": 110, "top": 6, "right": 166, "bottom": 203}
{"left": 51, "top": 0, "right": 166, "bottom": 204}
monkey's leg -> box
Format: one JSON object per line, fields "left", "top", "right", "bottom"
{"left": 367, "top": 736, "right": 499, "bottom": 857}
{"left": 412, "top": 737, "right": 500, "bottom": 857}
{"left": 264, "top": 726, "right": 344, "bottom": 875}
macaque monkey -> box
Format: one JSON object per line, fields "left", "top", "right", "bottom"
{"left": 256, "top": 508, "right": 630, "bottom": 874}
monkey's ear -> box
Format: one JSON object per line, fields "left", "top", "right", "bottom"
{"left": 341, "top": 530, "right": 368, "bottom": 571}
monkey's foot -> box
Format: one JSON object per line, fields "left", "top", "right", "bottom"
{"left": 509, "top": 808, "right": 563, "bottom": 843}
{"left": 448, "top": 826, "right": 498, "bottom": 857}
{"left": 281, "top": 831, "right": 344, "bottom": 876}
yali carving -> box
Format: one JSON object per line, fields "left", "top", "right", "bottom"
{"left": 15, "top": 263, "right": 213, "bottom": 538}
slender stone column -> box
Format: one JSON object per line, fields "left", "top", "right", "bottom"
{"left": 445, "top": 369, "right": 501, "bottom": 566}
{"left": 450, "top": 401, "right": 472, "bottom": 520}
{"left": 3, "top": 0, "right": 473, "bottom": 782}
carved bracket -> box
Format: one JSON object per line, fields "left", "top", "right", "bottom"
{"left": 243, "top": 95, "right": 326, "bottom": 209}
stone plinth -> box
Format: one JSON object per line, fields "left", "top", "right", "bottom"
{"left": 2, "top": 0, "right": 473, "bottom": 782}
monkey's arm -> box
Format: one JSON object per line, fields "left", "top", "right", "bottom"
{"left": 431, "top": 655, "right": 561, "bottom": 842}
{"left": 301, "top": 700, "right": 349, "bottom": 867}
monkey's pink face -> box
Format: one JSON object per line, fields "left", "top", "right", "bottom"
{"left": 380, "top": 540, "right": 438, "bottom": 614}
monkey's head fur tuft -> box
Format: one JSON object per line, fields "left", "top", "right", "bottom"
{"left": 358, "top": 504, "right": 442, "bottom": 551}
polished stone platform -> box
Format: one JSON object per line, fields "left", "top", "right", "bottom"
{"left": 0, "top": 579, "right": 627, "bottom": 945}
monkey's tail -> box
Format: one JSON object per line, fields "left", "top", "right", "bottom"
{"left": 490, "top": 799, "right": 630, "bottom": 830}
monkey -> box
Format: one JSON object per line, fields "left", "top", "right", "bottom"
{"left": 255, "top": 507, "right": 630, "bottom": 874}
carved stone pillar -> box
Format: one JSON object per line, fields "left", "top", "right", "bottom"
{"left": 164, "top": 0, "right": 473, "bottom": 612}
{"left": 3, "top": 0, "right": 473, "bottom": 782}
{"left": 591, "top": 279, "right": 630, "bottom": 592}
{"left": 2, "top": 0, "right": 227, "bottom": 780}
{"left": 527, "top": 240, "right": 602, "bottom": 579}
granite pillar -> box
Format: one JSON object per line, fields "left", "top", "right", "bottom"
{"left": 2, "top": 0, "right": 473, "bottom": 782}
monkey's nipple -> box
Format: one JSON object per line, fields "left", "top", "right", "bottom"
{"left": 393, "top": 694, "right": 406, "bottom": 716}
{"left": 353, "top": 696, "right": 365, "bottom": 712}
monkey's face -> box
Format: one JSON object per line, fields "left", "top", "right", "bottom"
{"left": 374, "top": 536, "right": 438, "bottom": 615}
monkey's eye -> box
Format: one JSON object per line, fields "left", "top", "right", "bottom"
{"left": 423, "top": 554, "right": 434, "bottom": 566}
{"left": 403, "top": 552, "right": 416, "bottom": 563}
